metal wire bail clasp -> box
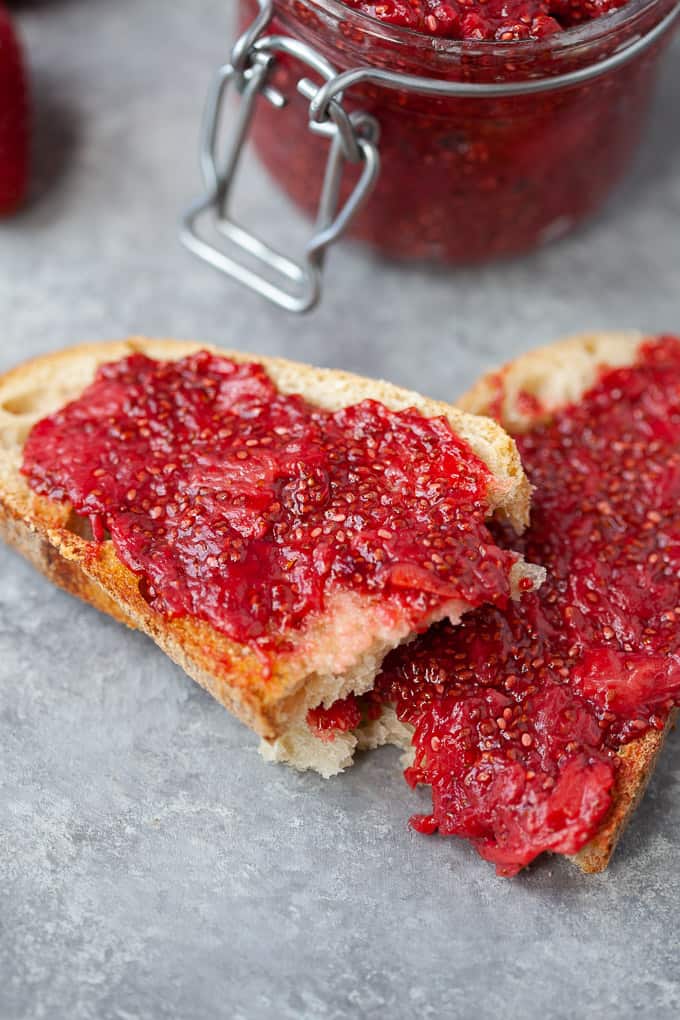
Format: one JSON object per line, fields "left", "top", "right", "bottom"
{"left": 180, "top": 6, "right": 381, "bottom": 314}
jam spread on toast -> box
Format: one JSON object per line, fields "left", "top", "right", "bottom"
{"left": 22, "top": 352, "right": 516, "bottom": 648}
{"left": 317, "top": 336, "right": 680, "bottom": 874}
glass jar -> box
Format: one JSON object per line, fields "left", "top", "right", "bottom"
{"left": 238, "top": 0, "right": 679, "bottom": 264}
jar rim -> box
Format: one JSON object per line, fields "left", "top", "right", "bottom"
{"left": 276, "top": 0, "right": 676, "bottom": 57}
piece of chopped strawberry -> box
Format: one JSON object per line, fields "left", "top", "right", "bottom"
{"left": 572, "top": 649, "right": 680, "bottom": 719}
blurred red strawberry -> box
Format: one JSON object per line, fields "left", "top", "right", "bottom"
{"left": 0, "top": 3, "right": 28, "bottom": 216}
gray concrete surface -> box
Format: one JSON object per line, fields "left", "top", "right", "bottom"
{"left": 1, "top": 2, "right": 679, "bottom": 1018}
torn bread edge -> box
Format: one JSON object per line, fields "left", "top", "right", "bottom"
{"left": 261, "top": 561, "right": 544, "bottom": 776}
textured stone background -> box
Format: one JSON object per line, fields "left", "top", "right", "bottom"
{"left": 1, "top": 2, "right": 679, "bottom": 1018}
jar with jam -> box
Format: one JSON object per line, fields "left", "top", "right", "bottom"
{"left": 182, "top": 0, "right": 680, "bottom": 309}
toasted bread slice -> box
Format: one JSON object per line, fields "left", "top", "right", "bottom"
{"left": 457, "top": 330, "right": 678, "bottom": 873}
{"left": 0, "top": 338, "right": 531, "bottom": 778}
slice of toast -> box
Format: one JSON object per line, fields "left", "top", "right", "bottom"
{"left": 458, "top": 330, "right": 678, "bottom": 873}
{"left": 0, "top": 337, "right": 531, "bottom": 778}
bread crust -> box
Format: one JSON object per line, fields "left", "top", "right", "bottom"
{"left": 457, "top": 330, "right": 677, "bottom": 873}
{"left": 0, "top": 337, "right": 530, "bottom": 746}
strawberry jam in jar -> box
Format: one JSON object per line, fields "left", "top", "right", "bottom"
{"left": 237, "top": 0, "right": 679, "bottom": 263}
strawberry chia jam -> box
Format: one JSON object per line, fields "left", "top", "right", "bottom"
{"left": 22, "top": 352, "right": 518, "bottom": 647}
{"left": 342, "top": 0, "right": 628, "bottom": 39}
{"left": 241, "top": 0, "right": 678, "bottom": 261}
{"left": 312, "top": 336, "right": 680, "bottom": 874}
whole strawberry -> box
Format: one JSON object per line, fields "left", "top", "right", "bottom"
{"left": 0, "top": 3, "right": 28, "bottom": 216}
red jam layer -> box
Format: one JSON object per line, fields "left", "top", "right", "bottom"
{"left": 22, "top": 352, "right": 517, "bottom": 647}
{"left": 323, "top": 337, "right": 680, "bottom": 874}
{"left": 343, "top": 0, "right": 627, "bottom": 41}
{"left": 307, "top": 691, "right": 384, "bottom": 740}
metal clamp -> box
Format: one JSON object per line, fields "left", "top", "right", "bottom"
{"left": 181, "top": 16, "right": 380, "bottom": 313}
{"left": 182, "top": 0, "right": 680, "bottom": 313}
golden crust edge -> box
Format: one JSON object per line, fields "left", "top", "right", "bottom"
{"left": 0, "top": 496, "right": 281, "bottom": 736}
{"left": 571, "top": 714, "right": 677, "bottom": 873}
